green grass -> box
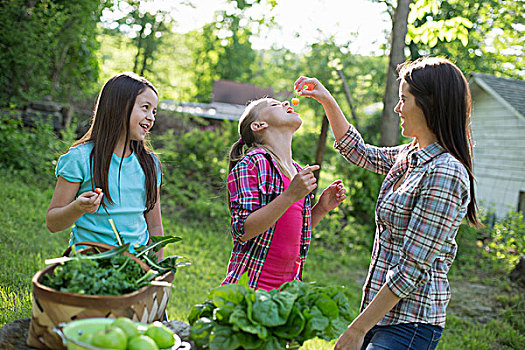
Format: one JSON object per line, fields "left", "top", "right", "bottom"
{"left": 0, "top": 170, "right": 71, "bottom": 324}
{"left": 1, "top": 167, "right": 524, "bottom": 349}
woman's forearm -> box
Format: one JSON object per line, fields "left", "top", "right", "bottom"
{"left": 350, "top": 283, "right": 401, "bottom": 334}
{"left": 321, "top": 95, "right": 350, "bottom": 143}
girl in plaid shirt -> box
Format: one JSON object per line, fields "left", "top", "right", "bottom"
{"left": 222, "top": 97, "right": 346, "bottom": 291}
{"left": 295, "top": 57, "right": 481, "bottom": 350}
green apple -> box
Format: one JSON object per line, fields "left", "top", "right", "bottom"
{"left": 91, "top": 326, "right": 127, "bottom": 350}
{"left": 77, "top": 331, "right": 94, "bottom": 346}
{"left": 127, "top": 335, "right": 160, "bottom": 350}
{"left": 137, "top": 324, "right": 148, "bottom": 335}
{"left": 145, "top": 321, "right": 175, "bottom": 348}
{"left": 111, "top": 317, "right": 140, "bottom": 338}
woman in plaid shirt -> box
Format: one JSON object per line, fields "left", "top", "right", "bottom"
{"left": 295, "top": 57, "right": 482, "bottom": 350}
{"left": 222, "top": 97, "right": 346, "bottom": 291}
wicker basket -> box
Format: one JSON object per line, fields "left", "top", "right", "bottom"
{"left": 26, "top": 241, "right": 174, "bottom": 350}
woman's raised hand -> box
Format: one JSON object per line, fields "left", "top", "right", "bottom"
{"left": 285, "top": 165, "right": 320, "bottom": 203}
{"left": 74, "top": 190, "right": 103, "bottom": 214}
{"left": 294, "top": 76, "right": 333, "bottom": 104}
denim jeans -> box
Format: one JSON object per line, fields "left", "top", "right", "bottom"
{"left": 361, "top": 322, "right": 443, "bottom": 350}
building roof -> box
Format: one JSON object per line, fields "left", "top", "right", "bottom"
{"left": 469, "top": 73, "right": 525, "bottom": 120}
{"left": 159, "top": 100, "right": 245, "bottom": 121}
{"left": 212, "top": 80, "right": 273, "bottom": 105}
{"left": 159, "top": 80, "right": 276, "bottom": 121}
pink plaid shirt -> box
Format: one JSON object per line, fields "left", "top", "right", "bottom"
{"left": 222, "top": 148, "right": 312, "bottom": 289}
{"left": 335, "top": 125, "right": 470, "bottom": 327}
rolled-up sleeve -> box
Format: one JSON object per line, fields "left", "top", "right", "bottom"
{"left": 334, "top": 124, "right": 406, "bottom": 175}
{"left": 227, "top": 158, "right": 261, "bottom": 243}
{"left": 386, "top": 161, "right": 469, "bottom": 298}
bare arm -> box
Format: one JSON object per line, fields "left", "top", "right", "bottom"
{"left": 46, "top": 176, "right": 103, "bottom": 233}
{"left": 241, "top": 165, "right": 319, "bottom": 241}
{"left": 335, "top": 284, "right": 402, "bottom": 350}
{"left": 294, "top": 77, "right": 350, "bottom": 142}
{"left": 311, "top": 180, "right": 346, "bottom": 228}
{"left": 145, "top": 190, "right": 164, "bottom": 258}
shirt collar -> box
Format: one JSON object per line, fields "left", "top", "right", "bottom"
{"left": 411, "top": 142, "right": 445, "bottom": 167}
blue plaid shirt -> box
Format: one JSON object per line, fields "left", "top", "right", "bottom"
{"left": 335, "top": 125, "right": 470, "bottom": 327}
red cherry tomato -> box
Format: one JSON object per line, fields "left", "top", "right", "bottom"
{"left": 94, "top": 188, "right": 102, "bottom": 195}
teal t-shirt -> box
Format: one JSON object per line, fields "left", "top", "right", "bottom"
{"left": 55, "top": 142, "right": 161, "bottom": 251}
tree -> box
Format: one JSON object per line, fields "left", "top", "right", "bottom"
{"left": 0, "top": 0, "right": 107, "bottom": 105}
{"left": 377, "top": 0, "right": 412, "bottom": 146}
{"left": 406, "top": 0, "right": 525, "bottom": 78}
{"left": 189, "top": 0, "right": 276, "bottom": 102}
{"left": 101, "top": 0, "right": 174, "bottom": 77}
{"left": 190, "top": 11, "right": 257, "bottom": 101}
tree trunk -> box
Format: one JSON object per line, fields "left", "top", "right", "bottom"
{"left": 50, "top": 43, "right": 70, "bottom": 96}
{"left": 313, "top": 114, "right": 329, "bottom": 197}
{"left": 336, "top": 69, "right": 360, "bottom": 131}
{"left": 133, "top": 23, "right": 146, "bottom": 73}
{"left": 379, "top": 0, "right": 411, "bottom": 146}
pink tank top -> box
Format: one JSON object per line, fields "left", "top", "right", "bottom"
{"left": 257, "top": 175, "right": 305, "bottom": 291}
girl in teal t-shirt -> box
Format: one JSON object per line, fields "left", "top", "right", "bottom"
{"left": 46, "top": 72, "right": 163, "bottom": 254}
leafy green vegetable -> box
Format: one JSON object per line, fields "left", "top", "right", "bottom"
{"left": 41, "top": 235, "right": 189, "bottom": 296}
{"left": 41, "top": 249, "right": 154, "bottom": 295}
{"left": 191, "top": 317, "right": 215, "bottom": 348}
{"left": 189, "top": 274, "right": 357, "bottom": 349}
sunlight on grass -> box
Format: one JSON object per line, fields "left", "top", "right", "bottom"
{"left": 164, "top": 218, "right": 232, "bottom": 322}
{"left": 0, "top": 286, "right": 32, "bottom": 324}
{"left": 437, "top": 313, "right": 525, "bottom": 350}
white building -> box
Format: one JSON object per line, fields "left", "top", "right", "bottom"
{"left": 469, "top": 73, "right": 525, "bottom": 218}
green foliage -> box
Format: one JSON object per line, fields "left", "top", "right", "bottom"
{"left": 408, "top": 0, "right": 473, "bottom": 47}
{"left": 0, "top": 0, "right": 106, "bottom": 105}
{"left": 334, "top": 161, "right": 384, "bottom": 228}
{"left": 452, "top": 211, "right": 525, "bottom": 278}
{"left": 154, "top": 120, "right": 237, "bottom": 223}
{"left": 188, "top": 276, "right": 356, "bottom": 349}
{"left": 314, "top": 209, "right": 376, "bottom": 255}
{"left": 486, "top": 211, "right": 525, "bottom": 272}
{"left": 190, "top": 14, "right": 257, "bottom": 102}
{"left": 40, "top": 235, "right": 187, "bottom": 296}
{"left": 188, "top": 1, "right": 276, "bottom": 102}
{"left": 0, "top": 110, "right": 74, "bottom": 178}
{"left": 42, "top": 250, "right": 153, "bottom": 295}
{"left": 406, "top": 0, "right": 525, "bottom": 78}
{"left": 289, "top": 40, "right": 387, "bottom": 134}
{"left": 101, "top": 0, "right": 172, "bottom": 76}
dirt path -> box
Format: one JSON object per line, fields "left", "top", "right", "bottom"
{"left": 448, "top": 279, "right": 501, "bottom": 323}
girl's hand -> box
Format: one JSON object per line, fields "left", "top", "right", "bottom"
{"left": 318, "top": 180, "right": 346, "bottom": 213}
{"left": 74, "top": 190, "right": 103, "bottom": 214}
{"left": 285, "top": 165, "right": 320, "bottom": 203}
{"left": 334, "top": 325, "right": 366, "bottom": 350}
{"left": 294, "top": 76, "right": 333, "bottom": 104}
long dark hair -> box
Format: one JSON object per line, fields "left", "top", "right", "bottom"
{"left": 73, "top": 72, "right": 160, "bottom": 213}
{"left": 398, "top": 57, "right": 481, "bottom": 227}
